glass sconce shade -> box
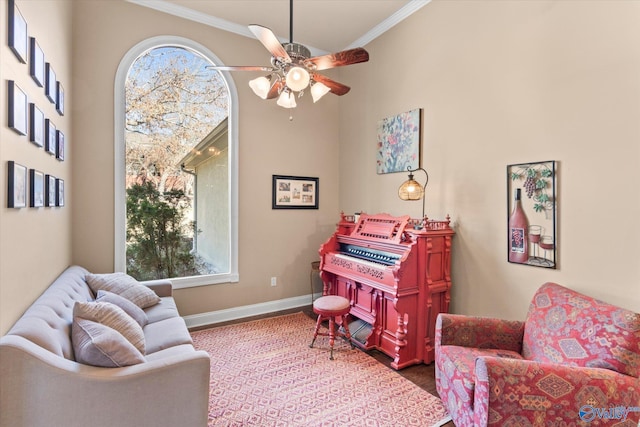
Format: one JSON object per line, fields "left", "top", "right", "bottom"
{"left": 277, "top": 90, "right": 297, "bottom": 108}
{"left": 249, "top": 76, "right": 272, "bottom": 99}
{"left": 285, "top": 66, "right": 310, "bottom": 92}
{"left": 310, "top": 81, "right": 331, "bottom": 103}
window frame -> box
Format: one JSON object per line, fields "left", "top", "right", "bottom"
{"left": 114, "top": 36, "right": 239, "bottom": 289}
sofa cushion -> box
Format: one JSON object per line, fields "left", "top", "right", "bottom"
{"left": 144, "top": 297, "right": 180, "bottom": 324}
{"left": 96, "top": 290, "right": 148, "bottom": 327}
{"left": 144, "top": 317, "right": 193, "bottom": 354}
{"left": 86, "top": 272, "right": 160, "bottom": 309}
{"left": 522, "top": 282, "right": 640, "bottom": 377}
{"left": 72, "top": 317, "right": 145, "bottom": 367}
{"left": 74, "top": 301, "right": 145, "bottom": 354}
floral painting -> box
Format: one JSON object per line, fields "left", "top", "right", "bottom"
{"left": 376, "top": 109, "right": 422, "bottom": 174}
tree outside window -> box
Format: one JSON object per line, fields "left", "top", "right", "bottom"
{"left": 125, "top": 46, "right": 229, "bottom": 280}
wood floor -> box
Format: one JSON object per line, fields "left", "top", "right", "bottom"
{"left": 192, "top": 305, "right": 456, "bottom": 427}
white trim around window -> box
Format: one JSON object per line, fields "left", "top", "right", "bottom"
{"left": 114, "top": 35, "right": 239, "bottom": 289}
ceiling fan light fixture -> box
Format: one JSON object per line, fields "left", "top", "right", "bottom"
{"left": 277, "top": 89, "right": 297, "bottom": 109}
{"left": 285, "top": 66, "right": 310, "bottom": 92}
{"left": 249, "top": 75, "right": 272, "bottom": 99}
{"left": 310, "top": 81, "right": 331, "bottom": 103}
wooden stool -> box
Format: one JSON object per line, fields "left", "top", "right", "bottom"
{"left": 309, "top": 295, "right": 354, "bottom": 360}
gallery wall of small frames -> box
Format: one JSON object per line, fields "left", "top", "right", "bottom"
{"left": 6, "top": 0, "right": 66, "bottom": 209}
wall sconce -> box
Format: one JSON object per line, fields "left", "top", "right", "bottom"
{"left": 398, "top": 166, "right": 429, "bottom": 229}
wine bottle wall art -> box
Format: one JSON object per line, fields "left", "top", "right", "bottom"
{"left": 507, "top": 161, "right": 557, "bottom": 268}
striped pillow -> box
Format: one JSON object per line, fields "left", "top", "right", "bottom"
{"left": 73, "top": 301, "right": 145, "bottom": 354}
{"left": 85, "top": 272, "right": 160, "bottom": 309}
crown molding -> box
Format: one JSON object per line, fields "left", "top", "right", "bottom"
{"left": 344, "top": 0, "right": 432, "bottom": 50}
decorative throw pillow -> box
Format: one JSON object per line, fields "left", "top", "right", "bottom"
{"left": 72, "top": 317, "right": 145, "bottom": 367}
{"left": 85, "top": 272, "right": 160, "bottom": 309}
{"left": 96, "top": 290, "right": 148, "bottom": 327}
{"left": 73, "top": 301, "right": 145, "bottom": 354}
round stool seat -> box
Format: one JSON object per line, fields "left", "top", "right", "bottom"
{"left": 313, "top": 295, "right": 350, "bottom": 315}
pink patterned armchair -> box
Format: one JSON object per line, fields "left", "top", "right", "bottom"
{"left": 435, "top": 282, "right": 640, "bottom": 426}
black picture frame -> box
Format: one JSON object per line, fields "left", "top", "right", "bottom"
{"left": 45, "top": 174, "right": 56, "bottom": 207}
{"left": 272, "top": 175, "right": 319, "bottom": 209}
{"left": 29, "top": 103, "right": 44, "bottom": 147}
{"left": 8, "top": 0, "right": 28, "bottom": 63}
{"left": 8, "top": 81, "right": 28, "bottom": 136}
{"left": 507, "top": 160, "right": 557, "bottom": 269}
{"left": 29, "top": 37, "right": 45, "bottom": 87}
{"left": 29, "top": 169, "right": 44, "bottom": 207}
{"left": 56, "top": 178, "right": 64, "bottom": 207}
{"left": 45, "top": 63, "right": 57, "bottom": 104}
{"left": 45, "top": 119, "right": 56, "bottom": 155}
{"left": 8, "top": 161, "right": 27, "bottom": 208}
{"left": 56, "top": 130, "right": 65, "bottom": 161}
{"left": 56, "top": 81, "right": 64, "bottom": 115}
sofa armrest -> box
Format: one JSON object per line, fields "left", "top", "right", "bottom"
{"left": 141, "top": 278, "right": 173, "bottom": 297}
{"left": 474, "top": 357, "right": 640, "bottom": 425}
{"left": 0, "top": 335, "right": 210, "bottom": 427}
{"left": 436, "top": 313, "right": 524, "bottom": 352}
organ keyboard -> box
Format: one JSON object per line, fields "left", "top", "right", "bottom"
{"left": 318, "top": 212, "right": 454, "bottom": 369}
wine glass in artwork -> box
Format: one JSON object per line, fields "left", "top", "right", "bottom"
{"left": 528, "top": 225, "right": 541, "bottom": 258}
{"left": 539, "top": 235, "right": 555, "bottom": 267}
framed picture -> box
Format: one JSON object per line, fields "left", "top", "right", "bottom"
{"left": 7, "top": 161, "right": 27, "bottom": 208}
{"left": 29, "top": 169, "right": 44, "bottom": 207}
{"left": 56, "top": 178, "right": 64, "bottom": 207}
{"left": 56, "top": 82, "right": 64, "bottom": 115}
{"left": 30, "top": 37, "right": 45, "bottom": 87}
{"left": 45, "top": 63, "right": 57, "bottom": 104}
{"left": 507, "top": 160, "right": 557, "bottom": 269}
{"left": 272, "top": 175, "right": 319, "bottom": 209}
{"left": 56, "top": 130, "right": 65, "bottom": 161}
{"left": 8, "top": 0, "right": 28, "bottom": 63}
{"left": 45, "top": 174, "right": 57, "bottom": 207}
{"left": 376, "top": 108, "right": 422, "bottom": 174}
{"left": 8, "top": 81, "right": 28, "bottom": 136}
{"left": 29, "top": 103, "right": 44, "bottom": 147}
{"left": 45, "top": 119, "right": 57, "bottom": 155}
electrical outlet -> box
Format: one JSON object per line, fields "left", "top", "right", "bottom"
{"left": 270, "top": 277, "right": 277, "bottom": 287}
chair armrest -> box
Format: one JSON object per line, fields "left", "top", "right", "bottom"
{"left": 474, "top": 357, "right": 640, "bottom": 425}
{"left": 141, "top": 279, "right": 173, "bottom": 297}
{"left": 436, "top": 313, "right": 524, "bottom": 352}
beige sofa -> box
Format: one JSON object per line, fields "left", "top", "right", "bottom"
{"left": 0, "top": 265, "right": 210, "bottom": 427}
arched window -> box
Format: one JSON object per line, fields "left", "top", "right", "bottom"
{"left": 114, "top": 36, "right": 238, "bottom": 288}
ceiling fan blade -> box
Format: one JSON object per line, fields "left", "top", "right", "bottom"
{"left": 248, "top": 24, "right": 291, "bottom": 62}
{"left": 312, "top": 74, "right": 351, "bottom": 96}
{"left": 266, "top": 80, "right": 285, "bottom": 100}
{"left": 305, "top": 48, "right": 369, "bottom": 71}
{"left": 208, "top": 65, "right": 274, "bottom": 72}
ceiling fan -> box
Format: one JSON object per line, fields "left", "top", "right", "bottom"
{"left": 209, "top": 0, "right": 369, "bottom": 109}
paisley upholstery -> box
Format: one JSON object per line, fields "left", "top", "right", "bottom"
{"left": 435, "top": 283, "right": 640, "bottom": 426}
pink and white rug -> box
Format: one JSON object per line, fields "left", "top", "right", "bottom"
{"left": 192, "top": 312, "right": 451, "bottom": 426}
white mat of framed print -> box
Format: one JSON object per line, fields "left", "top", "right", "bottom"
{"left": 272, "top": 175, "right": 318, "bottom": 209}
{"left": 376, "top": 108, "right": 422, "bottom": 174}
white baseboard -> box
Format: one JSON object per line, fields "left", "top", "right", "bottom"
{"left": 183, "top": 293, "right": 322, "bottom": 329}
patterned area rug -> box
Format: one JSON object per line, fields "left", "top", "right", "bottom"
{"left": 191, "top": 312, "right": 452, "bottom": 427}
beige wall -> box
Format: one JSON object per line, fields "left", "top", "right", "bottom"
{"left": 2, "top": 0, "right": 639, "bottom": 334}
{"left": 339, "top": 0, "right": 640, "bottom": 318}
{"left": 70, "top": 1, "right": 341, "bottom": 318}
{"left": 0, "top": 0, "right": 73, "bottom": 334}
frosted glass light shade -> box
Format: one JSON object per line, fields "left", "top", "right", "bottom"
{"left": 276, "top": 90, "right": 297, "bottom": 108}
{"left": 249, "top": 76, "right": 271, "bottom": 99}
{"left": 311, "top": 82, "right": 331, "bottom": 103}
{"left": 285, "top": 66, "right": 310, "bottom": 92}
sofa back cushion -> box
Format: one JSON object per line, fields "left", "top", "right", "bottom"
{"left": 522, "top": 282, "right": 640, "bottom": 377}
{"left": 6, "top": 266, "right": 93, "bottom": 360}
